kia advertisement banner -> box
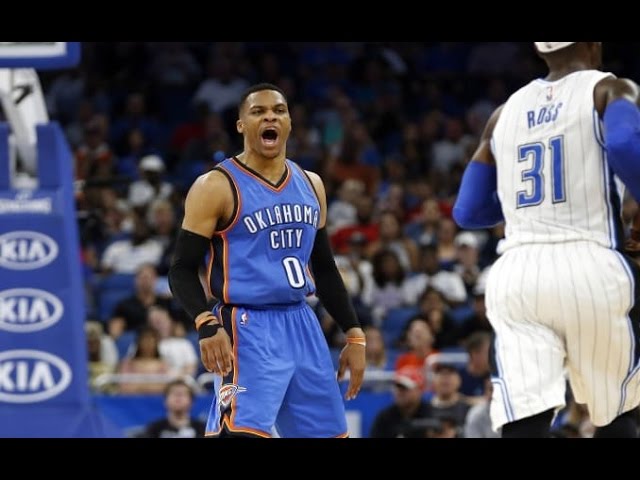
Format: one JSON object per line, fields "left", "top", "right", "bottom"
{"left": 0, "top": 123, "right": 119, "bottom": 437}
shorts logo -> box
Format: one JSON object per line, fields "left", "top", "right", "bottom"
{"left": 240, "top": 312, "right": 249, "bottom": 326}
{"left": 219, "top": 383, "right": 246, "bottom": 407}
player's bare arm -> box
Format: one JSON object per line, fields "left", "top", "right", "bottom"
{"left": 468, "top": 104, "right": 504, "bottom": 166}
{"left": 594, "top": 76, "right": 640, "bottom": 116}
{"left": 453, "top": 106, "right": 505, "bottom": 230}
{"left": 305, "top": 169, "right": 366, "bottom": 400}
{"left": 169, "top": 170, "right": 235, "bottom": 376}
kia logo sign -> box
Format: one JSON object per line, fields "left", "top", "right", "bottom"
{"left": 0, "top": 289, "right": 64, "bottom": 333}
{"left": 0, "top": 231, "right": 58, "bottom": 270}
{"left": 0, "top": 350, "right": 72, "bottom": 403}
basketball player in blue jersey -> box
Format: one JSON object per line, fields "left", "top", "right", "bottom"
{"left": 454, "top": 42, "right": 640, "bottom": 438}
{"left": 168, "top": 83, "right": 365, "bottom": 438}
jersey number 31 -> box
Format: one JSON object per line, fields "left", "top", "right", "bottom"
{"left": 517, "top": 136, "right": 566, "bottom": 208}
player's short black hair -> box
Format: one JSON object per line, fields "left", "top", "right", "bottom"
{"left": 238, "top": 83, "right": 288, "bottom": 114}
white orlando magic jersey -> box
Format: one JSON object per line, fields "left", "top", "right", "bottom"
{"left": 492, "top": 70, "right": 622, "bottom": 251}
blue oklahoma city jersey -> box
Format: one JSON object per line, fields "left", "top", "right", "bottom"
{"left": 210, "top": 157, "right": 320, "bottom": 306}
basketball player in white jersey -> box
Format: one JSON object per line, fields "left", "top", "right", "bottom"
{"left": 453, "top": 42, "right": 640, "bottom": 438}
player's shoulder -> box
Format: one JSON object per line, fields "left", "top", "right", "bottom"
{"left": 196, "top": 167, "right": 232, "bottom": 188}
{"left": 186, "top": 168, "right": 234, "bottom": 203}
{"left": 301, "top": 168, "right": 322, "bottom": 185}
{"left": 594, "top": 74, "right": 640, "bottom": 115}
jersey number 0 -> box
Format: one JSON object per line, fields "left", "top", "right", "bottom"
{"left": 282, "top": 256, "right": 306, "bottom": 289}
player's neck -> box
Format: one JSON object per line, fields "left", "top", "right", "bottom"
{"left": 236, "top": 151, "right": 287, "bottom": 183}
{"left": 545, "top": 61, "right": 593, "bottom": 81}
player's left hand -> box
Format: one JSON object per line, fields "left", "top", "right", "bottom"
{"left": 338, "top": 327, "right": 366, "bottom": 400}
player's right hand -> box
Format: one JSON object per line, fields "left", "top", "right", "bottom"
{"left": 199, "top": 327, "right": 234, "bottom": 377}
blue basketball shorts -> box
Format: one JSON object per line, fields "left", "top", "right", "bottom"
{"left": 204, "top": 302, "right": 348, "bottom": 438}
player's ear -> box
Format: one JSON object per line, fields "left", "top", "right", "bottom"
{"left": 236, "top": 120, "right": 243, "bottom": 134}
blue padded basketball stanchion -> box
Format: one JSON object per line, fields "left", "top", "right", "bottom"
{"left": 0, "top": 123, "right": 121, "bottom": 437}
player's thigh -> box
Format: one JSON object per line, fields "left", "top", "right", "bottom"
{"left": 275, "top": 308, "right": 348, "bottom": 438}
{"left": 565, "top": 250, "right": 640, "bottom": 426}
{"left": 485, "top": 251, "right": 567, "bottom": 429}
{"left": 275, "top": 360, "right": 348, "bottom": 438}
{"left": 216, "top": 306, "right": 295, "bottom": 436}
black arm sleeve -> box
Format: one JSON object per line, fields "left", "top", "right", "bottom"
{"left": 168, "top": 228, "right": 211, "bottom": 321}
{"left": 310, "top": 227, "right": 361, "bottom": 333}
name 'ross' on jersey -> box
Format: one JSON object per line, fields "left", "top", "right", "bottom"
{"left": 492, "top": 70, "right": 624, "bottom": 252}
{"left": 209, "top": 158, "right": 320, "bottom": 306}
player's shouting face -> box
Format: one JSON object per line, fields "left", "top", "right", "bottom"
{"left": 237, "top": 89, "right": 292, "bottom": 160}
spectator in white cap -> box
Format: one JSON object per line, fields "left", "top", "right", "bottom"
{"left": 128, "top": 155, "right": 174, "bottom": 209}
{"left": 453, "top": 231, "right": 481, "bottom": 296}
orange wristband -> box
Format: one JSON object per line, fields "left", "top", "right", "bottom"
{"left": 347, "top": 337, "right": 366, "bottom": 347}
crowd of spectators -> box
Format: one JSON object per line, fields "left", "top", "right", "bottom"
{"left": 31, "top": 42, "right": 640, "bottom": 437}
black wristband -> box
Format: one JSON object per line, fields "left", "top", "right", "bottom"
{"left": 198, "top": 323, "right": 222, "bottom": 340}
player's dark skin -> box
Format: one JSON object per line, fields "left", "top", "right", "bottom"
{"left": 472, "top": 43, "right": 640, "bottom": 168}
{"left": 469, "top": 43, "right": 640, "bottom": 256}
{"left": 181, "top": 89, "right": 366, "bottom": 400}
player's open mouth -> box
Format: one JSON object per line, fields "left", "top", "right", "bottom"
{"left": 261, "top": 128, "right": 279, "bottom": 147}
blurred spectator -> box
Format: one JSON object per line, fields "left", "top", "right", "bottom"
{"left": 414, "top": 288, "right": 460, "bottom": 349}
{"left": 117, "top": 326, "right": 171, "bottom": 395}
{"left": 364, "top": 325, "right": 389, "bottom": 371}
{"left": 147, "top": 199, "right": 179, "bottom": 276}
{"left": 333, "top": 232, "right": 374, "bottom": 300}
{"left": 395, "top": 317, "right": 437, "bottom": 372}
{"left": 75, "top": 116, "right": 114, "bottom": 181}
{"left": 425, "top": 362, "right": 471, "bottom": 430}
{"left": 330, "top": 195, "right": 379, "bottom": 255}
{"left": 453, "top": 231, "right": 482, "bottom": 295}
{"left": 327, "top": 179, "right": 365, "bottom": 234}
{"left": 403, "top": 244, "right": 467, "bottom": 306}
{"left": 180, "top": 112, "right": 231, "bottom": 166}
{"left": 127, "top": 155, "right": 174, "bottom": 210}
{"left": 370, "top": 366, "right": 431, "bottom": 438}
{"left": 192, "top": 56, "right": 249, "bottom": 115}
{"left": 116, "top": 128, "right": 157, "bottom": 181}
{"left": 136, "top": 379, "right": 206, "bottom": 438}
{"left": 431, "top": 117, "right": 474, "bottom": 174}
{"left": 435, "top": 217, "right": 459, "bottom": 270}
{"left": 458, "top": 332, "right": 491, "bottom": 400}
{"left": 86, "top": 320, "right": 118, "bottom": 391}
{"left": 110, "top": 92, "right": 161, "bottom": 157}
{"left": 405, "top": 197, "right": 443, "bottom": 247}
{"left": 328, "top": 121, "right": 381, "bottom": 195}
{"left": 457, "top": 275, "right": 493, "bottom": 342}
{"left": 362, "top": 250, "right": 410, "bottom": 325}
{"left": 423, "top": 416, "right": 460, "bottom": 438}
{"left": 463, "top": 377, "right": 499, "bottom": 438}
{"left": 147, "top": 306, "right": 198, "bottom": 378}
{"left": 108, "top": 264, "right": 174, "bottom": 338}
{"left": 365, "top": 211, "right": 419, "bottom": 273}
{"left": 101, "top": 212, "right": 163, "bottom": 275}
